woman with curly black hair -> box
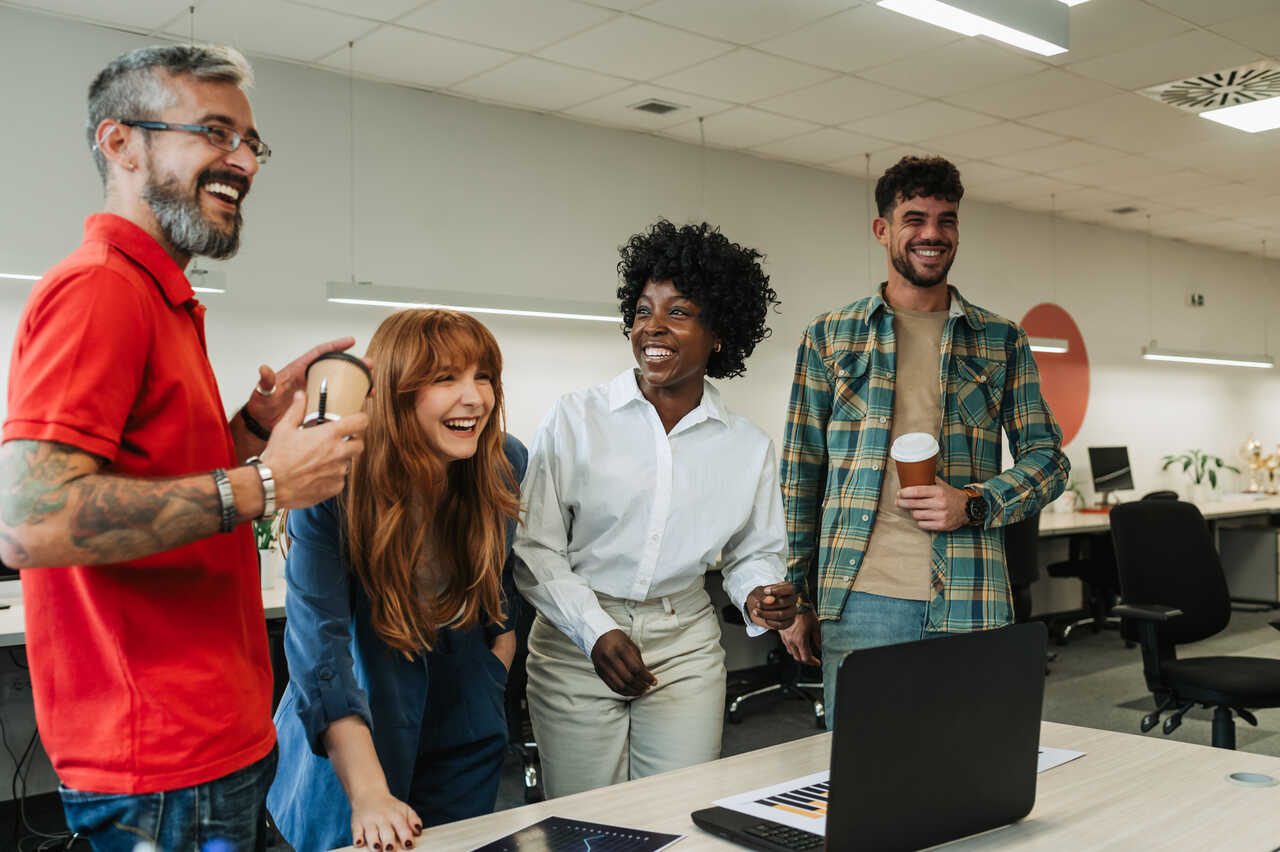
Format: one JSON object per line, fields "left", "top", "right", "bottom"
{"left": 514, "top": 219, "right": 796, "bottom": 797}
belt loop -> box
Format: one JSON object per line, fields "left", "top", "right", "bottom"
{"left": 662, "top": 596, "right": 674, "bottom": 615}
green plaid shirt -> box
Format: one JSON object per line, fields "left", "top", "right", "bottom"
{"left": 781, "top": 286, "right": 1068, "bottom": 631}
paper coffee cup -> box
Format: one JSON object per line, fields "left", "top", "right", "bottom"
{"left": 304, "top": 352, "right": 372, "bottom": 427}
{"left": 891, "top": 432, "right": 939, "bottom": 488}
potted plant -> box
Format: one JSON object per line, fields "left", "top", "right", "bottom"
{"left": 1161, "top": 449, "right": 1240, "bottom": 503}
{"left": 252, "top": 514, "right": 287, "bottom": 588}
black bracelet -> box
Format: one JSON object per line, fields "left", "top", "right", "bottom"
{"left": 239, "top": 406, "right": 272, "bottom": 442}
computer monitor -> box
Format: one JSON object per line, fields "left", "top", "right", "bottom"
{"left": 1088, "top": 446, "right": 1134, "bottom": 506}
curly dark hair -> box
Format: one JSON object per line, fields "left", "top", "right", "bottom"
{"left": 616, "top": 220, "right": 779, "bottom": 380}
{"left": 875, "top": 156, "right": 965, "bottom": 218}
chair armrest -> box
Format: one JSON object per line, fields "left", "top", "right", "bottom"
{"left": 1112, "top": 603, "right": 1183, "bottom": 621}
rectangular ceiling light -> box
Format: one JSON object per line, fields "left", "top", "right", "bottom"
{"left": 877, "top": 0, "right": 1068, "bottom": 56}
{"left": 0, "top": 273, "right": 40, "bottom": 281}
{"left": 1029, "top": 336, "right": 1069, "bottom": 354}
{"left": 1142, "top": 343, "right": 1274, "bottom": 369}
{"left": 1200, "top": 95, "right": 1280, "bottom": 133}
{"left": 326, "top": 282, "right": 619, "bottom": 324}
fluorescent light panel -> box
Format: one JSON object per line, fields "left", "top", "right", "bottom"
{"left": 326, "top": 282, "right": 619, "bottom": 324}
{"left": 1200, "top": 95, "right": 1280, "bottom": 133}
{"left": 1143, "top": 343, "right": 1274, "bottom": 369}
{"left": 0, "top": 273, "right": 40, "bottom": 281}
{"left": 1029, "top": 336, "right": 1069, "bottom": 354}
{"left": 877, "top": 0, "right": 1068, "bottom": 56}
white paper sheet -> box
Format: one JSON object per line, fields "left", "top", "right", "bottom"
{"left": 1037, "top": 746, "right": 1086, "bottom": 773}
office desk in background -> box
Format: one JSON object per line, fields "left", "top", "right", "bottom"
{"left": 1037, "top": 494, "right": 1280, "bottom": 537}
{"left": 360, "top": 721, "right": 1280, "bottom": 852}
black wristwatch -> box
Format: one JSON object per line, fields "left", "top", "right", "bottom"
{"left": 963, "top": 487, "right": 988, "bottom": 527}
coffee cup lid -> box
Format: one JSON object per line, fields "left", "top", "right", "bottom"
{"left": 890, "top": 432, "right": 939, "bottom": 463}
{"left": 306, "top": 351, "right": 373, "bottom": 385}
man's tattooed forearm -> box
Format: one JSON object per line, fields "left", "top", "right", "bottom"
{"left": 0, "top": 441, "right": 76, "bottom": 528}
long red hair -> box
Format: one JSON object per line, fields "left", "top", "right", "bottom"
{"left": 341, "top": 309, "right": 519, "bottom": 657}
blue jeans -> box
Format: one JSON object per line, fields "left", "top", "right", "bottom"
{"left": 60, "top": 746, "right": 277, "bottom": 852}
{"left": 820, "top": 592, "right": 946, "bottom": 727}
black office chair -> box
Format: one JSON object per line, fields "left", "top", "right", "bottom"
{"left": 722, "top": 604, "right": 825, "bottom": 728}
{"left": 1111, "top": 500, "right": 1280, "bottom": 749}
{"left": 1004, "top": 511, "right": 1041, "bottom": 625}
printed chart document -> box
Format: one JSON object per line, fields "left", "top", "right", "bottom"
{"left": 713, "top": 749, "right": 1089, "bottom": 835}
{"left": 472, "top": 815, "right": 683, "bottom": 851}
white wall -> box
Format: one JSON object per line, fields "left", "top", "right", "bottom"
{"left": 3, "top": 4, "right": 1280, "bottom": 793}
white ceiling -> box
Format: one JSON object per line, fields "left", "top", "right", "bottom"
{"left": 6, "top": 0, "right": 1280, "bottom": 257}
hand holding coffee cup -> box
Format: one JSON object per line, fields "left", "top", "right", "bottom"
{"left": 304, "top": 352, "right": 373, "bottom": 427}
{"left": 891, "top": 432, "right": 940, "bottom": 488}
{"left": 258, "top": 391, "right": 368, "bottom": 511}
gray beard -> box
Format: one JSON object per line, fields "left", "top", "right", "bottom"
{"left": 142, "top": 173, "right": 242, "bottom": 260}
{"left": 891, "top": 245, "right": 953, "bottom": 288}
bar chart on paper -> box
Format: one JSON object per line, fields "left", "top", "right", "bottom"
{"left": 472, "top": 815, "right": 683, "bottom": 852}
{"left": 714, "top": 771, "right": 831, "bottom": 833}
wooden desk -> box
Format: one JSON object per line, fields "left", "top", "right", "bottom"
{"left": 1038, "top": 495, "right": 1280, "bottom": 536}
{"left": 356, "top": 722, "right": 1280, "bottom": 851}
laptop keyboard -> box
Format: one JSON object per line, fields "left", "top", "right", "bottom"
{"left": 743, "top": 822, "right": 824, "bottom": 850}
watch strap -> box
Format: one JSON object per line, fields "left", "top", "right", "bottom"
{"left": 211, "top": 468, "right": 236, "bottom": 533}
{"left": 246, "top": 456, "right": 276, "bottom": 520}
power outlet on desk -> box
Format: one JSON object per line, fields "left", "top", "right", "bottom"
{"left": 0, "top": 672, "right": 31, "bottom": 702}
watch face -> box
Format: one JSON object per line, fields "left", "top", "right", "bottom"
{"left": 967, "top": 495, "right": 987, "bottom": 524}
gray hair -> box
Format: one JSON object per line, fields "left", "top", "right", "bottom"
{"left": 87, "top": 44, "right": 254, "bottom": 184}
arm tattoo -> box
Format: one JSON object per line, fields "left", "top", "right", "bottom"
{"left": 0, "top": 440, "right": 221, "bottom": 567}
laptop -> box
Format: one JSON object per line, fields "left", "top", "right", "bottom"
{"left": 692, "top": 622, "right": 1047, "bottom": 851}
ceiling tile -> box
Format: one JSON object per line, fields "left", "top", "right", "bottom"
{"left": 1147, "top": 209, "right": 1216, "bottom": 232}
{"left": 561, "top": 84, "right": 732, "bottom": 130}
{"left": 829, "top": 145, "right": 955, "bottom": 178}
{"left": 755, "top": 76, "right": 922, "bottom": 125}
{"left": 283, "top": 0, "right": 428, "bottom": 22}
{"left": 1198, "top": 195, "right": 1280, "bottom": 220}
{"left": 1104, "top": 169, "right": 1220, "bottom": 200}
{"left": 989, "top": 140, "right": 1122, "bottom": 172}
{"left": 1045, "top": 0, "right": 1192, "bottom": 66}
{"left": 159, "top": 0, "right": 378, "bottom": 62}
{"left": 1155, "top": 181, "right": 1257, "bottom": 209}
{"left": 858, "top": 40, "right": 1045, "bottom": 100}
{"left": 1145, "top": 0, "right": 1280, "bottom": 27}
{"left": 4, "top": 0, "right": 192, "bottom": 31}
{"left": 1046, "top": 155, "right": 1183, "bottom": 187}
{"left": 663, "top": 107, "right": 819, "bottom": 149}
{"left": 751, "top": 128, "right": 894, "bottom": 165}
{"left": 450, "top": 57, "right": 630, "bottom": 112}
{"left": 655, "top": 48, "right": 836, "bottom": 103}
{"left": 921, "top": 122, "right": 1066, "bottom": 160}
{"left": 537, "top": 15, "right": 730, "bottom": 81}
{"left": 844, "top": 101, "right": 1000, "bottom": 144}
{"left": 944, "top": 69, "right": 1119, "bottom": 119}
{"left": 953, "top": 160, "right": 1030, "bottom": 189}
{"left": 319, "top": 25, "right": 512, "bottom": 89}
{"left": 638, "top": 0, "right": 857, "bottom": 46}
{"left": 970, "top": 174, "right": 1083, "bottom": 203}
{"left": 575, "top": 0, "right": 660, "bottom": 9}
{"left": 1210, "top": 11, "right": 1280, "bottom": 56}
{"left": 754, "top": 4, "right": 959, "bottom": 74}
{"left": 1019, "top": 187, "right": 1132, "bottom": 213}
{"left": 396, "top": 0, "right": 613, "bottom": 52}
{"left": 1024, "top": 93, "right": 1219, "bottom": 155}
{"left": 1064, "top": 29, "right": 1261, "bottom": 91}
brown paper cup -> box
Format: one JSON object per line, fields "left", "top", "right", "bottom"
{"left": 895, "top": 456, "right": 939, "bottom": 488}
{"left": 890, "top": 432, "right": 940, "bottom": 488}
{"left": 304, "top": 352, "right": 372, "bottom": 427}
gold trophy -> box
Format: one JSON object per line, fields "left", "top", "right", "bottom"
{"left": 1240, "top": 437, "right": 1264, "bottom": 493}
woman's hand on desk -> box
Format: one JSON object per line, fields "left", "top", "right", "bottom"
{"left": 746, "top": 582, "right": 798, "bottom": 630}
{"left": 780, "top": 611, "right": 820, "bottom": 666}
{"left": 349, "top": 789, "right": 422, "bottom": 851}
{"left": 591, "top": 629, "right": 657, "bottom": 697}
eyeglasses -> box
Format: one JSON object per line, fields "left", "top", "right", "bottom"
{"left": 119, "top": 120, "right": 272, "bottom": 164}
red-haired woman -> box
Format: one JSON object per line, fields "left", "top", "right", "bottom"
{"left": 267, "top": 310, "right": 525, "bottom": 852}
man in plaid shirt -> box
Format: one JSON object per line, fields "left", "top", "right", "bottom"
{"left": 779, "top": 156, "right": 1068, "bottom": 719}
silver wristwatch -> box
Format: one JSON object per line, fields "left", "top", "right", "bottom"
{"left": 246, "top": 457, "right": 276, "bottom": 520}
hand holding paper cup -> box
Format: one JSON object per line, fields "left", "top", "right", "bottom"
{"left": 304, "top": 352, "right": 372, "bottom": 427}
{"left": 891, "top": 432, "right": 939, "bottom": 488}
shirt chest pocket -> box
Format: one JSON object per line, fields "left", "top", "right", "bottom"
{"left": 952, "top": 356, "right": 1005, "bottom": 427}
{"left": 826, "top": 350, "right": 869, "bottom": 421}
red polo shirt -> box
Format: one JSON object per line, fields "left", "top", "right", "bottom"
{"left": 4, "top": 214, "right": 274, "bottom": 793}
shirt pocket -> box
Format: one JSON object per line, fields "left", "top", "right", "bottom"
{"left": 952, "top": 356, "right": 1006, "bottom": 428}
{"left": 826, "top": 349, "right": 870, "bottom": 421}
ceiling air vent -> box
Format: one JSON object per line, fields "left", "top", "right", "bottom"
{"left": 630, "top": 99, "right": 683, "bottom": 115}
{"left": 1111, "top": 206, "right": 1140, "bottom": 215}
{"left": 1140, "top": 60, "right": 1280, "bottom": 113}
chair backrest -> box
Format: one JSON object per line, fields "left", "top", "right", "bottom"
{"left": 1003, "top": 511, "right": 1041, "bottom": 587}
{"left": 1141, "top": 490, "right": 1179, "bottom": 501}
{"left": 1109, "top": 500, "right": 1230, "bottom": 644}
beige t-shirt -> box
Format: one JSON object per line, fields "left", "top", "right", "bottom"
{"left": 853, "top": 304, "right": 948, "bottom": 601}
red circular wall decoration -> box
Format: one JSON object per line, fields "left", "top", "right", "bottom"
{"left": 1020, "top": 303, "right": 1088, "bottom": 448}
